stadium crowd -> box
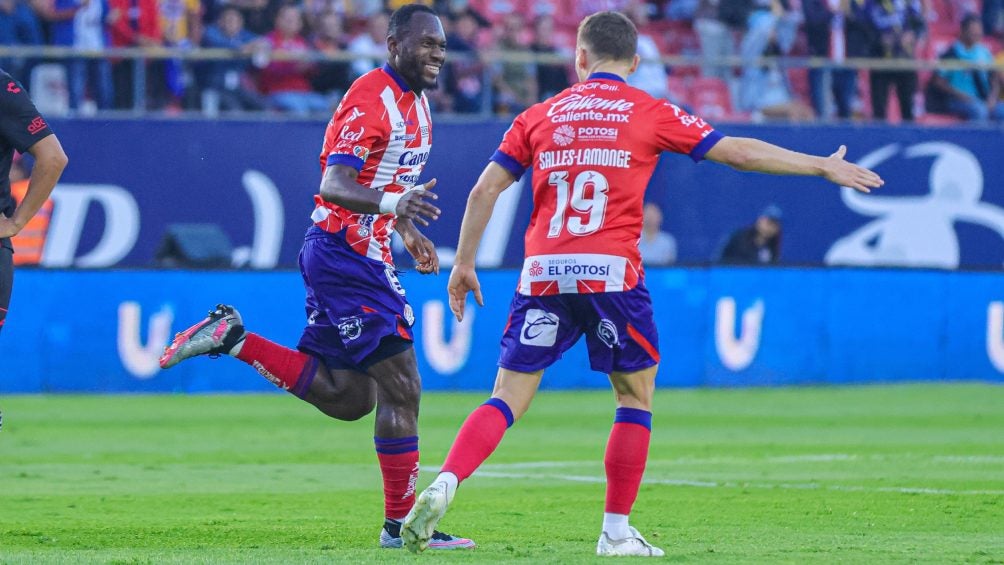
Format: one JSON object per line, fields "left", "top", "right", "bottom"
{"left": 1, "top": 0, "right": 1002, "bottom": 123}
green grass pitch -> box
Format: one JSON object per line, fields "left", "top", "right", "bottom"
{"left": 1, "top": 384, "right": 1002, "bottom": 564}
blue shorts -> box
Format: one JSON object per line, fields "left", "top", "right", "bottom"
{"left": 296, "top": 227, "right": 414, "bottom": 371}
{"left": 497, "top": 282, "right": 660, "bottom": 374}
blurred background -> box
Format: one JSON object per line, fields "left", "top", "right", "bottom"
{"left": 2, "top": 0, "right": 1003, "bottom": 392}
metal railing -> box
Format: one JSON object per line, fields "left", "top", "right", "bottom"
{"left": 3, "top": 44, "right": 1000, "bottom": 119}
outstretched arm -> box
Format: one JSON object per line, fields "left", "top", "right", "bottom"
{"left": 705, "top": 137, "right": 884, "bottom": 193}
{"left": 0, "top": 135, "right": 67, "bottom": 239}
{"left": 448, "top": 162, "right": 516, "bottom": 321}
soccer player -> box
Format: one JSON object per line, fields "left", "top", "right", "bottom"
{"left": 402, "top": 11, "right": 883, "bottom": 557}
{"left": 159, "top": 5, "right": 475, "bottom": 550}
{"left": 0, "top": 68, "right": 69, "bottom": 431}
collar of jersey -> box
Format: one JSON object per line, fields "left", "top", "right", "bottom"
{"left": 382, "top": 62, "right": 412, "bottom": 93}
{"left": 586, "top": 72, "right": 626, "bottom": 83}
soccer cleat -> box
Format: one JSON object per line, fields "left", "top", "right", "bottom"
{"left": 596, "top": 527, "right": 665, "bottom": 557}
{"left": 159, "top": 304, "right": 246, "bottom": 369}
{"left": 379, "top": 518, "right": 475, "bottom": 550}
{"left": 401, "top": 480, "right": 454, "bottom": 553}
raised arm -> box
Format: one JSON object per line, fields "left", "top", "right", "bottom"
{"left": 705, "top": 137, "right": 884, "bottom": 193}
{"left": 447, "top": 162, "right": 516, "bottom": 321}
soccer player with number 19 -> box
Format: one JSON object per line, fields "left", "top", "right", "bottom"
{"left": 403, "top": 10, "right": 883, "bottom": 557}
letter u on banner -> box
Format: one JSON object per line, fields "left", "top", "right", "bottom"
{"left": 421, "top": 300, "right": 475, "bottom": 375}
{"left": 715, "top": 297, "right": 764, "bottom": 371}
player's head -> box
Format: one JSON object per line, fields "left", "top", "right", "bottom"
{"left": 387, "top": 4, "right": 446, "bottom": 94}
{"left": 575, "top": 11, "right": 640, "bottom": 82}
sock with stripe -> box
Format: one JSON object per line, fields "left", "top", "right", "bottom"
{"left": 375, "top": 436, "right": 420, "bottom": 521}
{"left": 602, "top": 407, "right": 652, "bottom": 539}
{"left": 234, "top": 333, "right": 318, "bottom": 398}
{"left": 441, "top": 398, "right": 514, "bottom": 483}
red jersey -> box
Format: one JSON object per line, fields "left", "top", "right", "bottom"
{"left": 312, "top": 63, "right": 433, "bottom": 264}
{"left": 491, "top": 72, "right": 722, "bottom": 296}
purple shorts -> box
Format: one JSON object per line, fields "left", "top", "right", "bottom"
{"left": 296, "top": 227, "right": 414, "bottom": 371}
{"left": 498, "top": 282, "right": 660, "bottom": 374}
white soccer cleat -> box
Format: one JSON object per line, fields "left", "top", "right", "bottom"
{"left": 401, "top": 480, "right": 453, "bottom": 553}
{"left": 159, "top": 304, "right": 245, "bottom": 369}
{"left": 596, "top": 526, "right": 665, "bottom": 557}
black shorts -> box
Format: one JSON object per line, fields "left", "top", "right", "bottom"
{"left": 0, "top": 240, "right": 12, "bottom": 336}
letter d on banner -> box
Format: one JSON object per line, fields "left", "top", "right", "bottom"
{"left": 715, "top": 297, "right": 764, "bottom": 371}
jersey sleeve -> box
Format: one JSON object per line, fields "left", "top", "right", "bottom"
{"left": 490, "top": 111, "right": 532, "bottom": 180}
{"left": 0, "top": 77, "right": 52, "bottom": 153}
{"left": 652, "top": 101, "right": 723, "bottom": 162}
{"left": 324, "top": 92, "right": 390, "bottom": 171}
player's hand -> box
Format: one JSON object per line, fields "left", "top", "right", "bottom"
{"left": 0, "top": 214, "right": 20, "bottom": 239}
{"left": 397, "top": 179, "right": 441, "bottom": 226}
{"left": 447, "top": 264, "right": 483, "bottom": 322}
{"left": 823, "top": 145, "right": 885, "bottom": 193}
{"left": 403, "top": 230, "right": 439, "bottom": 275}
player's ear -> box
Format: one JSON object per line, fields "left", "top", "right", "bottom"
{"left": 575, "top": 46, "right": 588, "bottom": 78}
{"left": 627, "top": 54, "right": 641, "bottom": 76}
{"left": 387, "top": 35, "right": 399, "bottom": 58}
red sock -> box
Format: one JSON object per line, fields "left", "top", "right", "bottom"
{"left": 604, "top": 407, "right": 652, "bottom": 515}
{"left": 442, "top": 398, "right": 513, "bottom": 482}
{"left": 235, "top": 333, "right": 318, "bottom": 398}
{"left": 375, "top": 436, "right": 420, "bottom": 520}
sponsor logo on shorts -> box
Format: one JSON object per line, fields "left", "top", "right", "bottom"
{"left": 403, "top": 303, "right": 415, "bottom": 326}
{"left": 308, "top": 309, "right": 320, "bottom": 325}
{"left": 385, "top": 266, "right": 406, "bottom": 296}
{"left": 597, "top": 319, "right": 619, "bottom": 348}
{"left": 338, "top": 317, "right": 363, "bottom": 341}
{"left": 520, "top": 309, "right": 559, "bottom": 347}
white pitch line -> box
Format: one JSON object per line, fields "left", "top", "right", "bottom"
{"left": 424, "top": 464, "right": 1004, "bottom": 496}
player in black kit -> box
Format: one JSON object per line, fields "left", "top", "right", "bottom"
{"left": 0, "top": 68, "right": 69, "bottom": 429}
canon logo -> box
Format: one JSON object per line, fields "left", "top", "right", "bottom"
{"left": 547, "top": 94, "right": 635, "bottom": 116}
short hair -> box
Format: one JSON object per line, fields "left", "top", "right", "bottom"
{"left": 577, "top": 11, "right": 638, "bottom": 62}
{"left": 389, "top": 4, "right": 438, "bottom": 39}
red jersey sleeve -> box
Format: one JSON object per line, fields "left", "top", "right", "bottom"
{"left": 652, "top": 101, "right": 724, "bottom": 162}
{"left": 324, "top": 93, "right": 390, "bottom": 171}
{"left": 490, "top": 111, "right": 532, "bottom": 180}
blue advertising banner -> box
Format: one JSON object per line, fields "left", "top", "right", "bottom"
{"left": 2, "top": 268, "right": 1001, "bottom": 392}
{"left": 41, "top": 119, "right": 1004, "bottom": 270}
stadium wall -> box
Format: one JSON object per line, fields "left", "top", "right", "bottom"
{"left": 3, "top": 267, "right": 1002, "bottom": 392}
{"left": 44, "top": 119, "right": 1004, "bottom": 270}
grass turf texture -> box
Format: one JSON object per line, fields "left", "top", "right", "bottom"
{"left": 1, "top": 384, "right": 1002, "bottom": 564}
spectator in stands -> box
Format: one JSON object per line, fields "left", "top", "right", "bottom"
{"left": 717, "top": 204, "right": 782, "bottom": 265}
{"left": 443, "top": 8, "right": 487, "bottom": 113}
{"left": 694, "top": 0, "right": 734, "bottom": 81}
{"left": 159, "top": 0, "right": 204, "bottom": 110}
{"left": 626, "top": 1, "right": 671, "bottom": 99}
{"left": 346, "top": 9, "right": 388, "bottom": 79}
{"left": 735, "top": 0, "right": 781, "bottom": 113}
{"left": 492, "top": 12, "right": 537, "bottom": 114}
{"left": 259, "top": 4, "right": 330, "bottom": 116}
{"left": 310, "top": 10, "right": 351, "bottom": 100}
{"left": 201, "top": 5, "right": 266, "bottom": 112}
{"left": 639, "top": 202, "right": 677, "bottom": 266}
{"left": 530, "top": 14, "right": 570, "bottom": 99}
{"left": 927, "top": 14, "right": 1004, "bottom": 122}
{"left": 803, "top": 0, "right": 871, "bottom": 120}
{"left": 0, "top": 0, "right": 43, "bottom": 82}
{"left": 42, "top": 0, "right": 113, "bottom": 113}
{"left": 867, "top": 0, "right": 924, "bottom": 122}
{"left": 231, "top": 0, "right": 283, "bottom": 36}
{"left": 745, "top": 39, "right": 816, "bottom": 121}
{"left": 108, "top": 0, "right": 163, "bottom": 110}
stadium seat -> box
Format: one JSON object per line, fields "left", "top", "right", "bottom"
{"left": 665, "top": 75, "right": 689, "bottom": 105}
{"left": 688, "top": 77, "right": 734, "bottom": 121}
{"left": 916, "top": 112, "right": 964, "bottom": 126}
